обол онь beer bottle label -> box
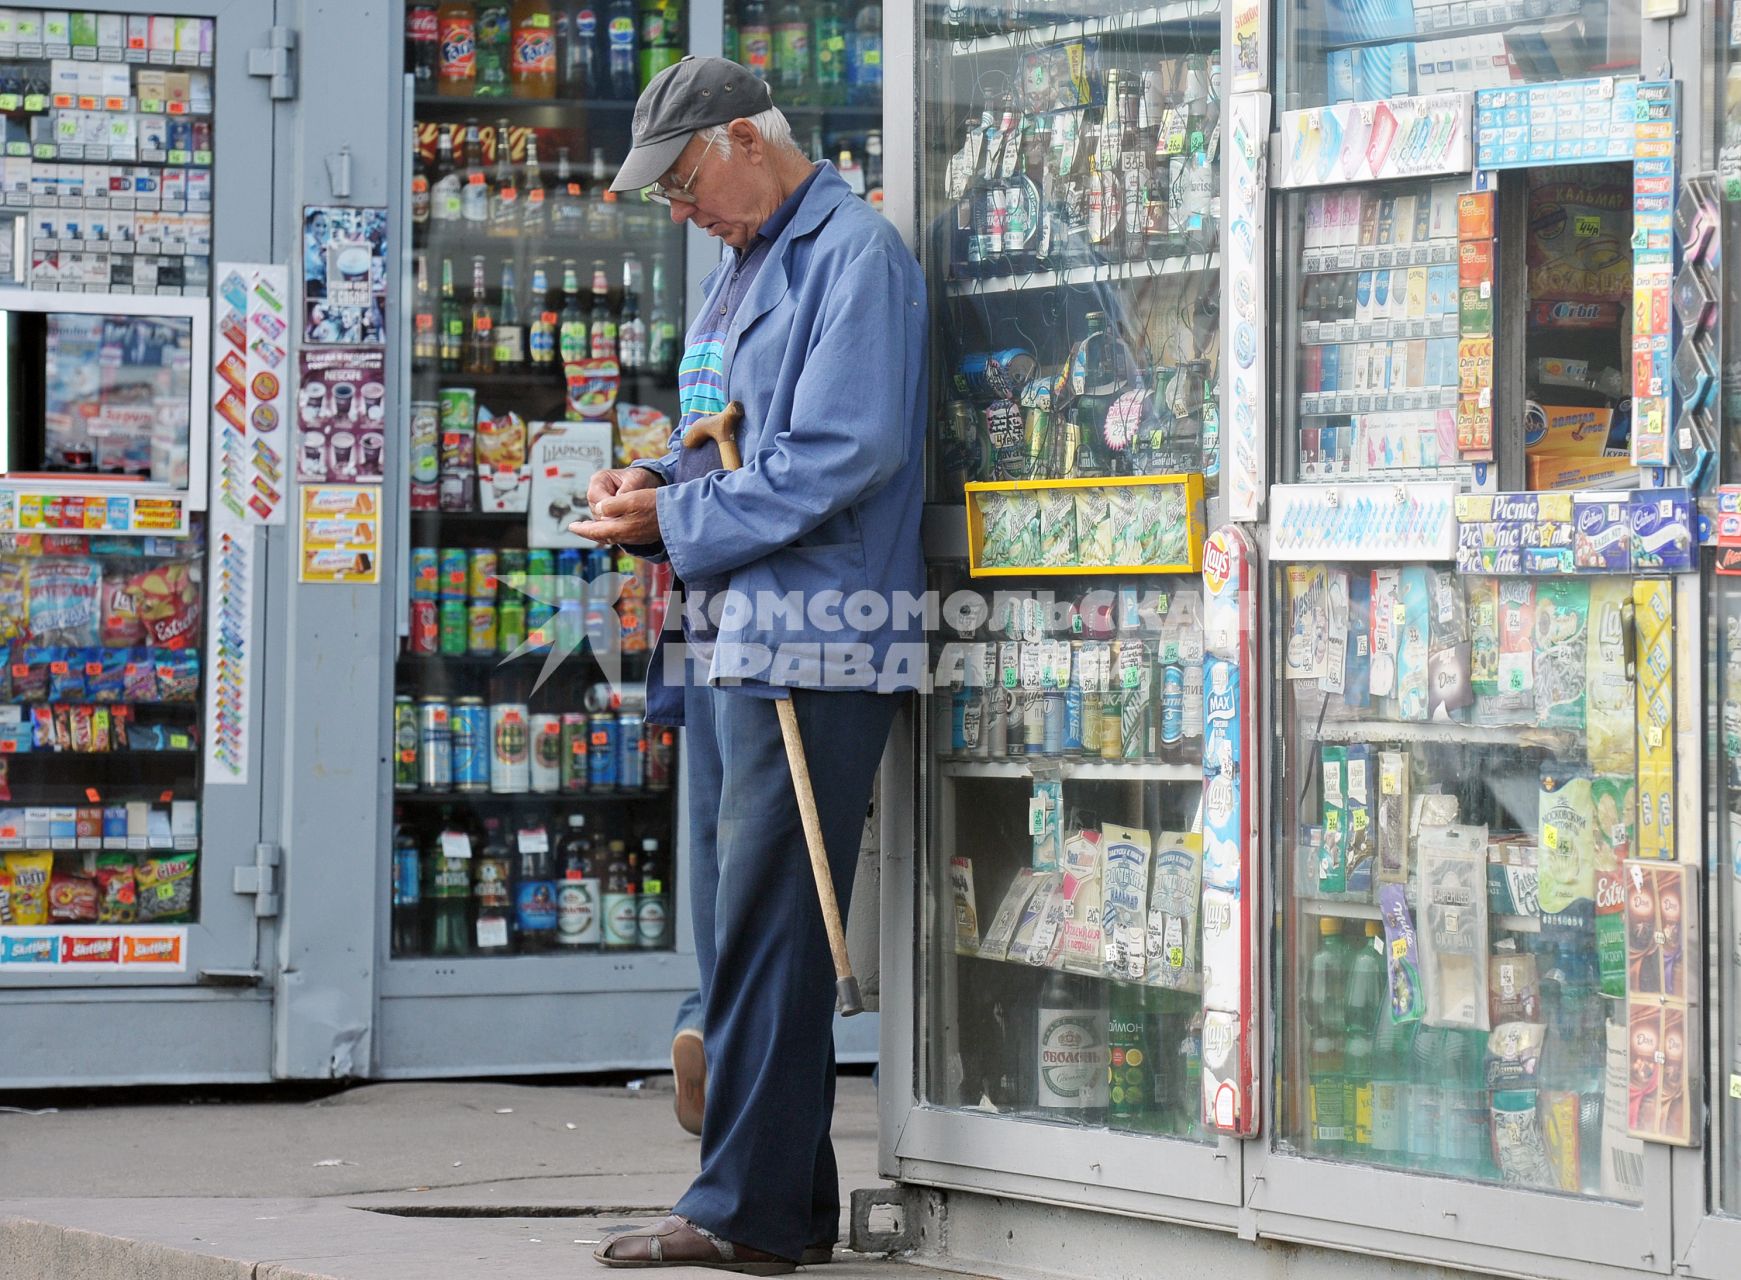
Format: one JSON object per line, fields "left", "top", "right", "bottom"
{"left": 1036, "top": 1004, "right": 1107, "bottom": 1112}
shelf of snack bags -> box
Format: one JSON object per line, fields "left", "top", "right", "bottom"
{"left": 965, "top": 474, "right": 1204, "bottom": 576}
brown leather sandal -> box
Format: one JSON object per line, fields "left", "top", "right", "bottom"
{"left": 594, "top": 1214, "right": 798, "bottom": 1274}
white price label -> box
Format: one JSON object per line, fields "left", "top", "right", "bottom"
{"left": 441, "top": 830, "right": 472, "bottom": 860}
{"left": 517, "top": 829, "right": 549, "bottom": 854}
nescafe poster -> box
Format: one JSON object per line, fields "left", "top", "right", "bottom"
{"left": 296, "top": 346, "right": 386, "bottom": 483}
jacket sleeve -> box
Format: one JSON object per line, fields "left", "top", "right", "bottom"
{"left": 654, "top": 247, "right": 917, "bottom": 584}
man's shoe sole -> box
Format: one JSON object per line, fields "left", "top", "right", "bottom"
{"left": 799, "top": 1245, "right": 834, "bottom": 1265}
{"left": 673, "top": 1029, "right": 705, "bottom": 1137}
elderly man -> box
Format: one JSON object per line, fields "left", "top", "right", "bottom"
{"left": 572, "top": 56, "right": 926, "bottom": 1275}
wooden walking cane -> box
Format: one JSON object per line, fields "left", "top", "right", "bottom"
{"left": 683, "top": 402, "right": 865, "bottom": 1016}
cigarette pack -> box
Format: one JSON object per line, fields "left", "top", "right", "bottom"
{"left": 1145, "top": 830, "right": 1202, "bottom": 991}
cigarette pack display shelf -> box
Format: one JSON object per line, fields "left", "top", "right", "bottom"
{"left": 1301, "top": 240, "right": 1459, "bottom": 274}
{"left": 1315, "top": 0, "right": 1582, "bottom": 53}
{"left": 1299, "top": 387, "right": 1461, "bottom": 416}
{"left": 1298, "top": 715, "right": 1582, "bottom": 753}
{"left": 1298, "top": 897, "right": 1541, "bottom": 934}
{"left": 939, "top": 758, "right": 1201, "bottom": 783}
{"left": 1298, "top": 314, "right": 1462, "bottom": 343}
{"left": 944, "top": 0, "right": 1219, "bottom": 56}
{"left": 945, "top": 250, "right": 1220, "bottom": 298}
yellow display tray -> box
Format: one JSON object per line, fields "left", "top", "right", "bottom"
{"left": 963, "top": 473, "right": 1206, "bottom": 577}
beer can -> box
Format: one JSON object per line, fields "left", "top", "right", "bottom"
{"left": 1063, "top": 685, "right": 1084, "bottom": 753}
{"left": 561, "top": 712, "right": 589, "bottom": 792}
{"left": 1005, "top": 686, "right": 1026, "bottom": 755}
{"left": 1022, "top": 691, "right": 1046, "bottom": 754}
{"left": 452, "top": 697, "right": 490, "bottom": 792}
{"left": 468, "top": 600, "right": 498, "bottom": 654}
{"left": 408, "top": 599, "right": 438, "bottom": 655}
{"left": 409, "top": 547, "right": 439, "bottom": 600}
{"left": 469, "top": 548, "right": 498, "bottom": 600}
{"left": 417, "top": 696, "right": 452, "bottom": 792}
{"left": 1121, "top": 682, "right": 1149, "bottom": 760}
{"left": 497, "top": 595, "right": 526, "bottom": 654}
{"left": 617, "top": 712, "right": 645, "bottom": 790}
{"left": 1159, "top": 663, "right": 1185, "bottom": 755}
{"left": 529, "top": 713, "right": 563, "bottom": 793}
{"left": 1042, "top": 690, "right": 1064, "bottom": 756}
{"left": 525, "top": 549, "right": 556, "bottom": 640}
{"left": 438, "top": 598, "right": 468, "bottom": 656}
{"left": 588, "top": 713, "right": 619, "bottom": 789}
{"left": 647, "top": 725, "right": 675, "bottom": 791}
{"left": 986, "top": 687, "right": 1009, "bottom": 757}
{"left": 438, "top": 547, "right": 469, "bottom": 599}
{"left": 1080, "top": 692, "right": 1102, "bottom": 758}
{"left": 410, "top": 400, "right": 441, "bottom": 484}
{"left": 410, "top": 482, "right": 441, "bottom": 511}
{"left": 393, "top": 695, "right": 419, "bottom": 792}
{"left": 1100, "top": 691, "right": 1125, "bottom": 760}
{"left": 489, "top": 702, "right": 531, "bottom": 793}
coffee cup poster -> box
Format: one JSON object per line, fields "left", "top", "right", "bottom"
{"left": 302, "top": 205, "right": 387, "bottom": 345}
{"left": 297, "top": 347, "right": 387, "bottom": 484}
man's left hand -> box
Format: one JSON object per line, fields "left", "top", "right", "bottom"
{"left": 570, "top": 488, "right": 660, "bottom": 546}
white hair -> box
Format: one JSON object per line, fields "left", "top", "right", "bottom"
{"left": 698, "top": 106, "right": 802, "bottom": 161}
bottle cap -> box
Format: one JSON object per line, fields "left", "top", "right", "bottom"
{"left": 1318, "top": 916, "right": 1340, "bottom": 936}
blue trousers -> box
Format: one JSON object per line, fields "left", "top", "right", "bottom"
{"left": 673, "top": 683, "right": 898, "bottom": 1260}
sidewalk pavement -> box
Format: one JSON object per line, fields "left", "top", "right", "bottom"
{"left": 0, "top": 1072, "right": 964, "bottom": 1280}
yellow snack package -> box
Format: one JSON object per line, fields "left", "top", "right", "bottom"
{"left": 3, "top": 850, "right": 52, "bottom": 926}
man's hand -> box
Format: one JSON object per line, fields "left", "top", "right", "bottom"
{"left": 571, "top": 470, "right": 661, "bottom": 546}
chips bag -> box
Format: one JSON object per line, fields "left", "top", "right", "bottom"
{"left": 136, "top": 851, "right": 196, "bottom": 922}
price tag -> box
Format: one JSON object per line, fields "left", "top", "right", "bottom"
{"left": 1729, "top": 1073, "right": 1741, "bottom": 1100}
{"left": 23, "top": 94, "right": 44, "bottom": 112}
{"left": 476, "top": 917, "right": 508, "bottom": 948}
{"left": 516, "top": 828, "right": 549, "bottom": 854}
{"left": 441, "top": 830, "right": 472, "bottom": 860}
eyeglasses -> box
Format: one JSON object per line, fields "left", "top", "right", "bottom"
{"left": 644, "top": 149, "right": 709, "bottom": 206}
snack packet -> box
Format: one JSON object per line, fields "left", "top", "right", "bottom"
{"left": 1059, "top": 827, "right": 1106, "bottom": 975}
{"left": 1538, "top": 765, "right": 1595, "bottom": 921}
{"left": 136, "top": 850, "right": 196, "bottom": 922}
{"left": 1417, "top": 824, "right": 1490, "bottom": 1030}
{"left": 96, "top": 853, "right": 137, "bottom": 924}
{"left": 1533, "top": 579, "right": 1591, "bottom": 730}
{"left": 48, "top": 866, "right": 99, "bottom": 923}
{"left": 1585, "top": 578, "right": 1635, "bottom": 774}
{"left": 1491, "top": 1090, "right": 1558, "bottom": 1189}
{"left": 1098, "top": 824, "right": 1149, "bottom": 980}
{"left": 3, "top": 850, "right": 51, "bottom": 925}
{"left": 26, "top": 559, "right": 102, "bottom": 644}
{"left": 1378, "top": 881, "right": 1425, "bottom": 1023}
{"left": 100, "top": 565, "right": 147, "bottom": 646}
{"left": 135, "top": 561, "right": 201, "bottom": 649}
{"left": 1145, "top": 830, "right": 1202, "bottom": 991}
{"left": 1485, "top": 1020, "right": 1546, "bottom": 1088}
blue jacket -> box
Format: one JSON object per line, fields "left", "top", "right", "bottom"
{"left": 635, "top": 163, "right": 928, "bottom": 725}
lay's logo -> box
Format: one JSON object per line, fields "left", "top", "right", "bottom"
{"left": 1202, "top": 535, "right": 1233, "bottom": 596}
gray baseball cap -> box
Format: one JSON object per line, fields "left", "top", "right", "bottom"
{"left": 610, "top": 56, "right": 775, "bottom": 194}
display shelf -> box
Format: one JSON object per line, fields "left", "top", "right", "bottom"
{"left": 1299, "top": 314, "right": 1462, "bottom": 344}
{"left": 939, "top": 758, "right": 1201, "bottom": 783}
{"left": 947, "top": 251, "right": 1219, "bottom": 298}
{"left": 1301, "top": 715, "right": 1580, "bottom": 752}
{"left": 947, "top": 0, "right": 1218, "bottom": 55}
{"left": 1299, "top": 897, "right": 1541, "bottom": 934}
{"left": 1299, "top": 387, "right": 1459, "bottom": 416}
{"left": 392, "top": 789, "right": 666, "bottom": 806}
{"left": 1317, "top": 0, "right": 1581, "bottom": 52}
{"left": 414, "top": 93, "right": 639, "bottom": 118}
{"left": 395, "top": 649, "right": 648, "bottom": 673}
{"left": 1300, "top": 240, "right": 1458, "bottom": 274}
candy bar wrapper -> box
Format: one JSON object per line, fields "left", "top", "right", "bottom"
{"left": 1073, "top": 488, "right": 1115, "bottom": 565}
{"left": 1468, "top": 577, "right": 1500, "bottom": 696}
{"left": 1369, "top": 568, "right": 1400, "bottom": 697}
{"left": 1059, "top": 828, "right": 1106, "bottom": 976}
{"left": 1417, "top": 823, "right": 1490, "bottom": 1030}
{"left": 1632, "top": 578, "right": 1675, "bottom": 859}
{"left": 1485, "top": 1020, "right": 1545, "bottom": 1090}
{"left": 1006, "top": 870, "right": 1064, "bottom": 966}
{"left": 1492, "top": 1089, "right": 1558, "bottom": 1189}
{"left": 1199, "top": 887, "right": 1241, "bottom": 1011}
{"left": 1625, "top": 997, "right": 1695, "bottom": 1145}
{"left": 1539, "top": 1090, "right": 1582, "bottom": 1193}
{"left": 1201, "top": 1009, "right": 1241, "bottom": 1133}
{"left": 949, "top": 857, "right": 980, "bottom": 957}
{"left": 1378, "top": 881, "right": 1426, "bottom": 1023}
{"left": 1593, "top": 773, "right": 1634, "bottom": 998}
{"left": 1623, "top": 860, "right": 1694, "bottom": 1002}
{"left": 1377, "top": 750, "right": 1410, "bottom": 883}
{"left": 1037, "top": 490, "right": 1079, "bottom": 568}
{"left": 1145, "top": 830, "right": 1202, "bottom": 992}
{"left": 1344, "top": 571, "right": 1372, "bottom": 708}
{"left": 1586, "top": 579, "right": 1637, "bottom": 775}
{"left": 978, "top": 867, "right": 1040, "bottom": 961}
{"left": 1602, "top": 1021, "right": 1647, "bottom": 1198}
{"left": 1030, "top": 777, "right": 1064, "bottom": 871}
{"left": 1394, "top": 567, "right": 1432, "bottom": 722}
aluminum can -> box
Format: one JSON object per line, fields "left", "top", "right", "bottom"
{"left": 1100, "top": 691, "right": 1124, "bottom": 760}
{"left": 409, "top": 547, "right": 439, "bottom": 600}
{"left": 1080, "top": 692, "right": 1102, "bottom": 758}
{"left": 530, "top": 713, "right": 563, "bottom": 793}
{"left": 489, "top": 701, "right": 531, "bottom": 793}
{"left": 646, "top": 725, "right": 675, "bottom": 791}
{"left": 469, "top": 548, "right": 498, "bottom": 600}
{"left": 410, "top": 400, "right": 441, "bottom": 484}
{"left": 438, "top": 598, "right": 468, "bottom": 656}
{"left": 417, "top": 696, "right": 452, "bottom": 792}
{"left": 617, "top": 712, "right": 645, "bottom": 790}
{"left": 560, "top": 712, "right": 589, "bottom": 792}
{"left": 986, "top": 687, "right": 1010, "bottom": 757}
{"left": 1022, "top": 691, "right": 1046, "bottom": 754}
{"left": 452, "top": 697, "right": 490, "bottom": 792}
{"left": 1062, "top": 685, "right": 1084, "bottom": 754}
{"left": 525, "top": 549, "right": 556, "bottom": 637}
{"left": 1159, "top": 663, "right": 1185, "bottom": 757}
{"left": 587, "top": 713, "right": 619, "bottom": 789}
{"left": 408, "top": 599, "right": 438, "bottom": 655}
{"left": 393, "top": 695, "right": 419, "bottom": 791}
{"left": 467, "top": 600, "right": 498, "bottom": 654}
{"left": 1042, "top": 690, "right": 1065, "bottom": 756}
{"left": 438, "top": 548, "right": 469, "bottom": 599}
{"left": 497, "top": 595, "right": 526, "bottom": 653}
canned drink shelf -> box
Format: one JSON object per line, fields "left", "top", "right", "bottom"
{"left": 939, "top": 758, "right": 1200, "bottom": 783}
{"left": 944, "top": 0, "right": 1219, "bottom": 56}
{"left": 391, "top": 789, "right": 668, "bottom": 806}
{"left": 946, "top": 251, "right": 1219, "bottom": 298}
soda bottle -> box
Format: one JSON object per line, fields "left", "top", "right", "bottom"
{"left": 438, "top": 258, "right": 464, "bottom": 372}
{"left": 560, "top": 0, "right": 599, "bottom": 97}
{"left": 846, "top": 0, "right": 880, "bottom": 105}
{"left": 527, "top": 266, "right": 557, "bottom": 366}
{"left": 521, "top": 130, "right": 549, "bottom": 235}
{"left": 461, "top": 119, "right": 490, "bottom": 224}
{"left": 1106, "top": 981, "right": 1153, "bottom": 1131}
{"left": 1305, "top": 916, "right": 1349, "bottom": 1156}
{"left": 737, "top": 0, "right": 771, "bottom": 81}
{"left": 811, "top": 0, "right": 844, "bottom": 107}
{"left": 636, "top": 837, "right": 669, "bottom": 948}
{"left": 1369, "top": 1004, "right": 1414, "bottom": 1166}
{"left": 476, "top": 3, "right": 512, "bottom": 95}
{"left": 431, "top": 126, "right": 463, "bottom": 225}
{"left": 489, "top": 120, "right": 518, "bottom": 235}
{"left": 601, "top": 838, "right": 637, "bottom": 948}
{"left": 392, "top": 820, "right": 422, "bottom": 956}
{"left": 772, "top": 0, "right": 807, "bottom": 104}
{"left": 1405, "top": 1024, "right": 1445, "bottom": 1171}
{"left": 588, "top": 258, "right": 617, "bottom": 360}
{"left": 1343, "top": 920, "right": 1385, "bottom": 1159}
{"left": 1175, "top": 1010, "right": 1203, "bottom": 1135}
{"left": 647, "top": 252, "right": 676, "bottom": 376}
{"left": 604, "top": 0, "right": 637, "bottom": 99}
{"left": 409, "top": 4, "right": 441, "bottom": 86}
{"left": 515, "top": 820, "right": 557, "bottom": 951}
{"left": 587, "top": 148, "right": 619, "bottom": 240}
{"left": 557, "top": 813, "right": 602, "bottom": 947}
{"left": 639, "top": 0, "right": 682, "bottom": 89}
{"left": 473, "top": 817, "right": 516, "bottom": 953}
{"left": 1035, "top": 970, "right": 1107, "bottom": 1123}
{"left": 494, "top": 262, "right": 524, "bottom": 370}
{"left": 426, "top": 815, "right": 473, "bottom": 956}
{"left": 722, "top": 0, "right": 738, "bottom": 63}
{"left": 465, "top": 255, "right": 495, "bottom": 374}
{"left": 437, "top": 1, "right": 478, "bottom": 97}
{"left": 510, "top": 0, "right": 557, "bottom": 98}
{"left": 618, "top": 254, "right": 646, "bottom": 372}
{"left": 411, "top": 139, "right": 432, "bottom": 236}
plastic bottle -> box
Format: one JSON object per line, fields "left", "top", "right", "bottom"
{"left": 1369, "top": 1007, "right": 1413, "bottom": 1165}
{"left": 846, "top": 0, "right": 880, "bottom": 105}
{"left": 437, "top": 1, "right": 478, "bottom": 98}
{"left": 604, "top": 0, "right": 637, "bottom": 99}
{"left": 1343, "top": 920, "right": 1385, "bottom": 1157}
{"left": 1306, "top": 916, "right": 1349, "bottom": 1156}
{"left": 475, "top": 3, "right": 512, "bottom": 96}
{"left": 425, "top": 813, "right": 473, "bottom": 956}
{"left": 811, "top": 0, "right": 844, "bottom": 107}
{"left": 392, "top": 821, "right": 422, "bottom": 956}
{"left": 737, "top": 0, "right": 771, "bottom": 80}
{"left": 510, "top": 0, "right": 557, "bottom": 98}
{"left": 638, "top": 0, "right": 681, "bottom": 88}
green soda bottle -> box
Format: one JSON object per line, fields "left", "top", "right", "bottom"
{"left": 1107, "top": 982, "right": 1153, "bottom": 1131}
